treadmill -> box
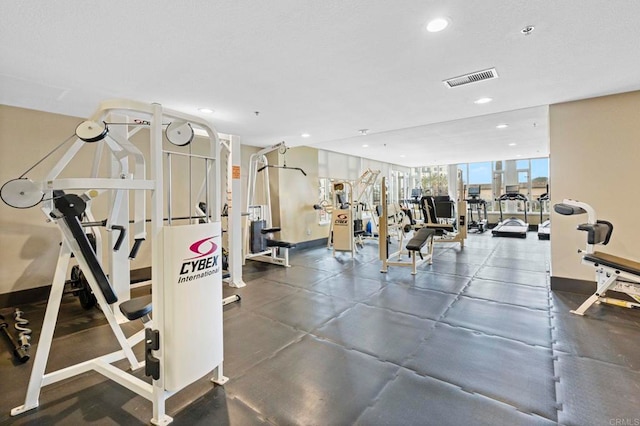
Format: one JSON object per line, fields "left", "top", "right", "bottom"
{"left": 492, "top": 185, "right": 529, "bottom": 238}
{"left": 537, "top": 191, "right": 550, "bottom": 240}
{"left": 466, "top": 185, "right": 487, "bottom": 233}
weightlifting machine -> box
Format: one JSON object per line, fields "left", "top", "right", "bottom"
{"left": 244, "top": 142, "right": 303, "bottom": 267}
{"left": 327, "top": 168, "right": 381, "bottom": 257}
{"left": 417, "top": 195, "right": 467, "bottom": 248}
{"left": 554, "top": 199, "right": 640, "bottom": 315}
{"left": 379, "top": 177, "right": 435, "bottom": 274}
{"left": 1, "top": 99, "right": 239, "bottom": 424}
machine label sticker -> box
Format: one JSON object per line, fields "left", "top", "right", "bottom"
{"left": 334, "top": 213, "right": 349, "bottom": 226}
{"left": 178, "top": 236, "right": 220, "bottom": 283}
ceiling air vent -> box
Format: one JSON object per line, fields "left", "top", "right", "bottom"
{"left": 443, "top": 68, "right": 498, "bottom": 88}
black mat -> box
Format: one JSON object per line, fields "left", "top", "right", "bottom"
{"left": 555, "top": 353, "right": 640, "bottom": 426}
{"left": 419, "top": 259, "right": 483, "bottom": 277}
{"left": 260, "top": 264, "right": 340, "bottom": 289}
{"left": 410, "top": 272, "right": 470, "bottom": 294}
{"left": 254, "top": 289, "right": 354, "bottom": 332}
{"left": 311, "top": 274, "right": 386, "bottom": 302}
{"left": 227, "top": 335, "right": 398, "bottom": 425}
{"left": 357, "top": 368, "right": 556, "bottom": 426}
{"left": 404, "top": 323, "right": 557, "bottom": 421}
{"left": 222, "top": 312, "right": 304, "bottom": 377}
{"left": 364, "top": 285, "right": 458, "bottom": 321}
{"left": 476, "top": 265, "right": 549, "bottom": 287}
{"left": 173, "top": 387, "right": 269, "bottom": 426}
{"left": 552, "top": 311, "right": 640, "bottom": 370}
{"left": 442, "top": 296, "right": 552, "bottom": 346}
{"left": 463, "top": 278, "right": 551, "bottom": 310}
{"left": 314, "top": 303, "right": 436, "bottom": 365}
{"left": 485, "top": 255, "right": 549, "bottom": 272}
{"left": 222, "top": 278, "right": 300, "bottom": 314}
{"left": 436, "top": 248, "right": 494, "bottom": 265}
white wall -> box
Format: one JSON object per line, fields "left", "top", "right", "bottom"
{"left": 549, "top": 90, "right": 640, "bottom": 282}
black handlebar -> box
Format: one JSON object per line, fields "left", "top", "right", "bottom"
{"left": 111, "top": 225, "right": 126, "bottom": 251}
{"left": 129, "top": 238, "right": 144, "bottom": 259}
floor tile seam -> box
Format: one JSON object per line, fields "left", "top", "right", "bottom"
{"left": 434, "top": 319, "right": 554, "bottom": 350}
{"left": 384, "top": 280, "right": 470, "bottom": 298}
{"left": 251, "top": 297, "right": 357, "bottom": 335}
{"left": 308, "top": 331, "right": 412, "bottom": 371}
{"left": 477, "top": 263, "right": 551, "bottom": 277}
{"left": 551, "top": 348, "right": 640, "bottom": 373}
{"left": 351, "top": 365, "right": 405, "bottom": 425}
{"left": 468, "top": 275, "right": 553, "bottom": 289}
{"left": 397, "top": 364, "right": 559, "bottom": 423}
{"left": 471, "top": 276, "right": 551, "bottom": 290}
{"left": 224, "top": 327, "right": 309, "bottom": 382}
{"left": 357, "top": 299, "right": 448, "bottom": 322}
{"left": 223, "top": 391, "right": 278, "bottom": 425}
{"left": 455, "top": 293, "right": 552, "bottom": 312}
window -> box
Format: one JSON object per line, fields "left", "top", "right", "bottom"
{"left": 421, "top": 166, "right": 448, "bottom": 196}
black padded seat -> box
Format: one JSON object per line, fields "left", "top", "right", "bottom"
{"left": 584, "top": 252, "right": 640, "bottom": 276}
{"left": 406, "top": 228, "right": 435, "bottom": 252}
{"left": 266, "top": 239, "right": 296, "bottom": 249}
{"left": 119, "top": 295, "right": 153, "bottom": 321}
{"left": 261, "top": 227, "right": 281, "bottom": 234}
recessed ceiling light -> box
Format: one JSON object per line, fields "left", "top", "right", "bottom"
{"left": 301, "top": 133, "right": 310, "bottom": 138}
{"left": 358, "top": 129, "right": 369, "bottom": 135}
{"left": 400, "top": 155, "right": 406, "bottom": 158}
{"left": 362, "top": 144, "right": 369, "bottom": 148}
{"left": 516, "top": 154, "right": 522, "bottom": 157}
{"left": 426, "top": 18, "right": 449, "bottom": 33}
{"left": 509, "top": 143, "right": 517, "bottom": 146}
{"left": 496, "top": 124, "right": 509, "bottom": 129}
{"left": 474, "top": 97, "right": 493, "bottom": 104}
{"left": 198, "top": 108, "right": 214, "bottom": 114}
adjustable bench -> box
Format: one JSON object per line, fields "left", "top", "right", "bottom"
{"left": 244, "top": 226, "right": 295, "bottom": 267}
{"left": 381, "top": 227, "right": 435, "bottom": 275}
{"left": 554, "top": 199, "right": 640, "bottom": 315}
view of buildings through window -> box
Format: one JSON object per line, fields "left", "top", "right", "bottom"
{"left": 318, "top": 157, "right": 549, "bottom": 221}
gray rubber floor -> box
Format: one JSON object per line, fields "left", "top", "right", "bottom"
{"left": 1, "top": 231, "right": 640, "bottom": 425}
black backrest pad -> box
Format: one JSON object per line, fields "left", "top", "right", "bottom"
{"left": 64, "top": 215, "right": 118, "bottom": 304}
{"left": 51, "top": 193, "right": 117, "bottom": 304}
{"left": 421, "top": 196, "right": 438, "bottom": 223}
{"left": 577, "top": 220, "right": 614, "bottom": 245}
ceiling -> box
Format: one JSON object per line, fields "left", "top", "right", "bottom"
{"left": 1, "top": 1, "right": 639, "bottom": 168}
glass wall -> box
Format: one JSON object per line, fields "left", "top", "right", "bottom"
{"left": 451, "top": 157, "right": 549, "bottom": 212}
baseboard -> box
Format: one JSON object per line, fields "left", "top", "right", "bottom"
{"left": 550, "top": 276, "right": 596, "bottom": 295}
{"left": 0, "top": 285, "right": 51, "bottom": 309}
{"left": 294, "top": 238, "right": 328, "bottom": 250}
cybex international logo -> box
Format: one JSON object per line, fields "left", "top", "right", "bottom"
{"left": 178, "top": 236, "right": 220, "bottom": 283}
{"left": 335, "top": 213, "right": 349, "bottom": 226}
{"left": 186, "top": 236, "right": 217, "bottom": 260}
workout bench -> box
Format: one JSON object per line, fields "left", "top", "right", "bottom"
{"left": 555, "top": 199, "right": 640, "bottom": 315}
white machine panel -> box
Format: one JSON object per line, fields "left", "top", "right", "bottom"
{"left": 162, "top": 222, "right": 223, "bottom": 391}
{"left": 332, "top": 209, "right": 353, "bottom": 252}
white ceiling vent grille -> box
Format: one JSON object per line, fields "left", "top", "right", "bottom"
{"left": 443, "top": 68, "right": 499, "bottom": 88}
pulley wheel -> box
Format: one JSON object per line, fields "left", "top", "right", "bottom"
{"left": 0, "top": 178, "right": 44, "bottom": 208}
{"left": 76, "top": 120, "right": 108, "bottom": 142}
{"left": 165, "top": 121, "right": 194, "bottom": 146}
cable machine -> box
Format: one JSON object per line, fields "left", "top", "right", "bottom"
{"left": 1, "top": 99, "right": 239, "bottom": 425}
{"left": 244, "top": 142, "right": 304, "bottom": 267}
